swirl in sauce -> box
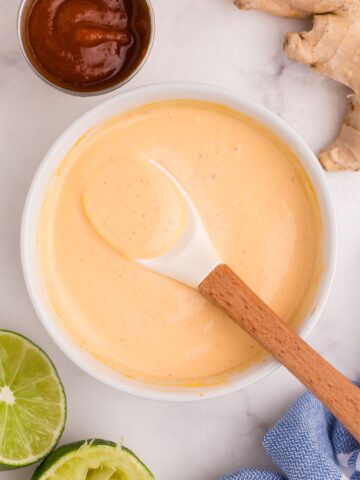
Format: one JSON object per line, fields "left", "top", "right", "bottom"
{"left": 38, "top": 100, "right": 323, "bottom": 384}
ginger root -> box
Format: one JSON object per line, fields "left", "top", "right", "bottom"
{"left": 234, "top": 0, "right": 360, "bottom": 171}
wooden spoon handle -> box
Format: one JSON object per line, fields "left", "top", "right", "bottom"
{"left": 199, "top": 263, "right": 360, "bottom": 441}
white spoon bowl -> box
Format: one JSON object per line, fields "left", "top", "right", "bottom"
{"left": 21, "top": 83, "right": 337, "bottom": 401}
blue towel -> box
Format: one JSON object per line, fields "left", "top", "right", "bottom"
{"left": 223, "top": 385, "right": 360, "bottom": 480}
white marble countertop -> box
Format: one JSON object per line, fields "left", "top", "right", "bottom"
{"left": 1, "top": 1, "right": 360, "bottom": 479}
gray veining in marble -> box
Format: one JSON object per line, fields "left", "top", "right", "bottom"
{"left": 1, "top": 1, "right": 360, "bottom": 479}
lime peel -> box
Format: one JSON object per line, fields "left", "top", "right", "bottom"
{"left": 32, "top": 439, "right": 154, "bottom": 480}
{"left": 0, "top": 330, "right": 66, "bottom": 470}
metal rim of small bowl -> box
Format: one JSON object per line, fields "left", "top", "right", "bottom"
{"left": 16, "top": 0, "right": 156, "bottom": 97}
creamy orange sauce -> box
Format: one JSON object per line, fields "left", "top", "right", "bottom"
{"left": 39, "top": 100, "right": 323, "bottom": 385}
{"left": 83, "top": 156, "right": 189, "bottom": 259}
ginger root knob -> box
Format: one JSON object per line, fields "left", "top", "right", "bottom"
{"left": 235, "top": 0, "right": 360, "bottom": 171}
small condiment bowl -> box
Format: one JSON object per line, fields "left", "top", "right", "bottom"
{"left": 21, "top": 83, "right": 337, "bottom": 401}
{"left": 17, "top": 0, "right": 155, "bottom": 96}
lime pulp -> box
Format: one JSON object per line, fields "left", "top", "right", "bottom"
{"left": 32, "top": 439, "right": 154, "bottom": 480}
{"left": 0, "top": 330, "right": 66, "bottom": 469}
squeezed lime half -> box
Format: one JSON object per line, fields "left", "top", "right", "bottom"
{"left": 32, "top": 439, "right": 154, "bottom": 480}
{"left": 0, "top": 330, "right": 66, "bottom": 469}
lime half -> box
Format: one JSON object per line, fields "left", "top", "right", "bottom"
{"left": 32, "top": 439, "right": 154, "bottom": 480}
{"left": 0, "top": 330, "right": 66, "bottom": 469}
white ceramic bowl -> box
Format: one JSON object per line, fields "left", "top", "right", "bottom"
{"left": 21, "top": 83, "right": 337, "bottom": 401}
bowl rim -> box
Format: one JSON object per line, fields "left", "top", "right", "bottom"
{"left": 21, "top": 82, "right": 338, "bottom": 402}
{"left": 16, "top": 0, "right": 156, "bottom": 97}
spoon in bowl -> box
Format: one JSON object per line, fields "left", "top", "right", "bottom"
{"left": 86, "top": 156, "right": 360, "bottom": 440}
